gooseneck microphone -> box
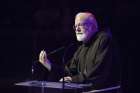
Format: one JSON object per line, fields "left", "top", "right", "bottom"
{"left": 47, "top": 46, "right": 65, "bottom": 56}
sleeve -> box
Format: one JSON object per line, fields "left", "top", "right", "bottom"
{"left": 64, "top": 46, "right": 82, "bottom": 77}
{"left": 71, "top": 34, "right": 113, "bottom": 84}
{"left": 64, "top": 58, "right": 78, "bottom": 77}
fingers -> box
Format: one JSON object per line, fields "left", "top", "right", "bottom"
{"left": 59, "top": 76, "right": 72, "bottom": 82}
{"left": 39, "top": 50, "right": 47, "bottom": 63}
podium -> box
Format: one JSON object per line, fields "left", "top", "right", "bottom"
{"left": 15, "top": 80, "right": 92, "bottom": 93}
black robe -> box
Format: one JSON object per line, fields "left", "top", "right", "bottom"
{"left": 65, "top": 31, "right": 121, "bottom": 89}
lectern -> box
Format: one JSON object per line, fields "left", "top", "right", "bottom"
{"left": 15, "top": 80, "right": 92, "bottom": 93}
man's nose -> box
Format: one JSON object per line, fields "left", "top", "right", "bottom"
{"left": 76, "top": 26, "right": 81, "bottom": 32}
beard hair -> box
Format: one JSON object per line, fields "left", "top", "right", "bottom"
{"left": 76, "top": 33, "right": 86, "bottom": 41}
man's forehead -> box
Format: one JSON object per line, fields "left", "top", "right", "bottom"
{"left": 75, "top": 12, "right": 95, "bottom": 23}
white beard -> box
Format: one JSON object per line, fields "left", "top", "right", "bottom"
{"left": 76, "top": 33, "right": 87, "bottom": 42}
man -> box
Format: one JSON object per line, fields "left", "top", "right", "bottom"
{"left": 38, "top": 12, "right": 120, "bottom": 89}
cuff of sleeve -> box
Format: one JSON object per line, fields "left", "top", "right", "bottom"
{"left": 71, "top": 72, "right": 85, "bottom": 83}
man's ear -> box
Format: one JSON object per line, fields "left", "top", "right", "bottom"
{"left": 92, "top": 24, "right": 98, "bottom": 31}
{"left": 90, "top": 24, "right": 95, "bottom": 30}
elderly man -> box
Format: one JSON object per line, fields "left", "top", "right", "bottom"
{"left": 38, "top": 12, "right": 120, "bottom": 89}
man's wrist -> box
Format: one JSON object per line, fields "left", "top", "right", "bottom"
{"left": 40, "top": 59, "right": 52, "bottom": 71}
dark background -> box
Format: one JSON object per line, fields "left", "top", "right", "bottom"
{"left": 0, "top": 0, "right": 139, "bottom": 93}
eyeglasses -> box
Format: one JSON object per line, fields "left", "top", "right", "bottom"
{"left": 73, "top": 23, "right": 93, "bottom": 30}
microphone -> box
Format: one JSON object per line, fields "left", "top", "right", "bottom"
{"left": 47, "top": 42, "right": 76, "bottom": 56}
{"left": 47, "top": 46, "right": 65, "bottom": 56}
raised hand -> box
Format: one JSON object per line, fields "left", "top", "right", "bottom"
{"left": 39, "top": 50, "right": 51, "bottom": 71}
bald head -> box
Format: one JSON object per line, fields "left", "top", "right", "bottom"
{"left": 74, "top": 12, "right": 98, "bottom": 42}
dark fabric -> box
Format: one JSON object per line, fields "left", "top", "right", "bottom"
{"left": 65, "top": 31, "right": 121, "bottom": 89}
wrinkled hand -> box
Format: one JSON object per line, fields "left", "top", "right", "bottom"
{"left": 39, "top": 50, "right": 47, "bottom": 64}
{"left": 59, "top": 76, "right": 72, "bottom": 82}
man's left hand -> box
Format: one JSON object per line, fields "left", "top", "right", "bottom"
{"left": 59, "top": 76, "right": 72, "bottom": 82}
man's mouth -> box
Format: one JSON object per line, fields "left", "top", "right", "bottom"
{"left": 76, "top": 33, "right": 83, "bottom": 35}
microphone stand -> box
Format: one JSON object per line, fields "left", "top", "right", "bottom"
{"left": 31, "top": 63, "right": 34, "bottom": 80}
{"left": 61, "top": 43, "right": 74, "bottom": 93}
{"left": 31, "top": 60, "right": 38, "bottom": 80}
{"left": 62, "top": 57, "right": 65, "bottom": 93}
